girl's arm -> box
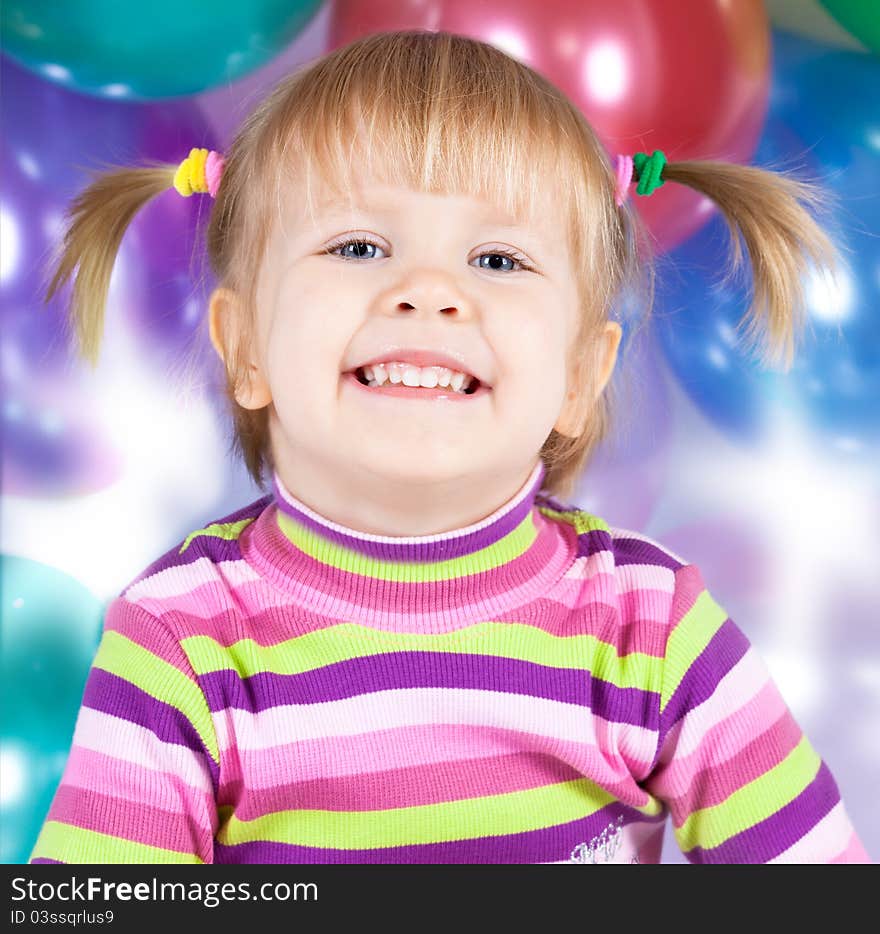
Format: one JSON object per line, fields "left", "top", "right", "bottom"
{"left": 641, "top": 564, "right": 870, "bottom": 864}
{"left": 28, "top": 598, "right": 219, "bottom": 864}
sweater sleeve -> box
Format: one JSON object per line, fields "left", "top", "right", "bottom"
{"left": 641, "top": 563, "right": 871, "bottom": 864}
{"left": 28, "top": 596, "right": 219, "bottom": 864}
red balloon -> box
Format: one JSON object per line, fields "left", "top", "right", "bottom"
{"left": 328, "top": 0, "right": 770, "bottom": 253}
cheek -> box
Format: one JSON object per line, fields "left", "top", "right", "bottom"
{"left": 262, "top": 316, "right": 332, "bottom": 418}
{"left": 264, "top": 287, "right": 354, "bottom": 386}
{"left": 492, "top": 321, "right": 568, "bottom": 408}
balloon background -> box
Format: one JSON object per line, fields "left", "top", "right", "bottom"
{"left": 1, "top": 0, "right": 324, "bottom": 100}
{"left": 328, "top": 0, "right": 773, "bottom": 255}
{"left": 1, "top": 0, "right": 877, "bottom": 865}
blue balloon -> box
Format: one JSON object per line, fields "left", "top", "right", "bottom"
{"left": 655, "top": 31, "right": 880, "bottom": 451}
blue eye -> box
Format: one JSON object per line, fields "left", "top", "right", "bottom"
{"left": 327, "top": 238, "right": 387, "bottom": 261}
{"left": 324, "top": 236, "right": 533, "bottom": 272}
{"left": 473, "top": 251, "right": 529, "bottom": 273}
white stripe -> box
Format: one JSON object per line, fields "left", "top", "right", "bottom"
{"left": 210, "top": 687, "right": 659, "bottom": 756}
{"left": 660, "top": 647, "right": 772, "bottom": 760}
{"left": 73, "top": 707, "right": 214, "bottom": 791}
{"left": 127, "top": 555, "right": 260, "bottom": 602}
{"left": 767, "top": 801, "right": 859, "bottom": 863}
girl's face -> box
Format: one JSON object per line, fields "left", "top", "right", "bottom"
{"left": 209, "top": 173, "right": 621, "bottom": 532}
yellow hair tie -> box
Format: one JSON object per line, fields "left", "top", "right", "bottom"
{"left": 173, "top": 147, "right": 210, "bottom": 197}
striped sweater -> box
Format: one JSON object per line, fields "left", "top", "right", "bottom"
{"left": 29, "top": 459, "right": 869, "bottom": 864}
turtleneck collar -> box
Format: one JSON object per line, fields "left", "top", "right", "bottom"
{"left": 239, "top": 459, "right": 578, "bottom": 633}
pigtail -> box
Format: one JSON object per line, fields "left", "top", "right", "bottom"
{"left": 41, "top": 161, "right": 177, "bottom": 368}
{"left": 659, "top": 160, "right": 841, "bottom": 372}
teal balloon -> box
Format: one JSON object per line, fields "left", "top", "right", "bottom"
{"left": 1, "top": 554, "right": 104, "bottom": 863}
{"left": 1, "top": 0, "right": 323, "bottom": 100}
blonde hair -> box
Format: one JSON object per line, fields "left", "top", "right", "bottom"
{"left": 44, "top": 29, "right": 840, "bottom": 502}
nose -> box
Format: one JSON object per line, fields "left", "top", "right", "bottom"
{"left": 383, "top": 269, "right": 472, "bottom": 318}
{"left": 396, "top": 300, "right": 458, "bottom": 315}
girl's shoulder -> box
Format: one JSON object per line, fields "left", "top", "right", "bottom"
{"left": 536, "top": 492, "right": 690, "bottom": 570}
{"left": 115, "top": 492, "right": 274, "bottom": 613}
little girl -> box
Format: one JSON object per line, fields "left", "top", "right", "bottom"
{"left": 30, "top": 30, "right": 869, "bottom": 864}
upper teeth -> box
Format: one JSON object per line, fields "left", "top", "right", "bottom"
{"left": 361, "top": 362, "right": 475, "bottom": 392}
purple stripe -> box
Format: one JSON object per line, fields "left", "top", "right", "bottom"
{"left": 83, "top": 668, "right": 220, "bottom": 792}
{"left": 534, "top": 492, "right": 578, "bottom": 513}
{"left": 659, "top": 618, "right": 749, "bottom": 738}
{"left": 685, "top": 760, "right": 842, "bottom": 863}
{"left": 573, "top": 527, "right": 613, "bottom": 560}
{"left": 271, "top": 463, "right": 546, "bottom": 563}
{"left": 214, "top": 802, "right": 663, "bottom": 864}
{"left": 30, "top": 858, "right": 64, "bottom": 864}
{"left": 199, "top": 653, "right": 659, "bottom": 728}
{"left": 613, "top": 534, "right": 684, "bottom": 571}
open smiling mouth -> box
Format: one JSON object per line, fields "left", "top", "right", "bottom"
{"left": 343, "top": 368, "right": 491, "bottom": 400}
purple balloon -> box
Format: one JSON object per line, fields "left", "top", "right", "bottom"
{"left": 2, "top": 373, "right": 124, "bottom": 497}
{"left": 1, "top": 53, "right": 218, "bottom": 359}
{"left": 1, "top": 54, "right": 219, "bottom": 496}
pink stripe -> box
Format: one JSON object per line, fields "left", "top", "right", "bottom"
{"left": 635, "top": 825, "right": 665, "bottom": 864}
{"left": 74, "top": 707, "right": 215, "bottom": 790}
{"left": 666, "top": 709, "right": 802, "bottom": 824}
{"left": 769, "top": 802, "right": 868, "bottom": 863}
{"left": 164, "top": 572, "right": 672, "bottom": 658}
{"left": 831, "top": 831, "right": 872, "bottom": 864}
{"left": 61, "top": 744, "right": 213, "bottom": 816}
{"left": 104, "top": 598, "right": 192, "bottom": 676}
{"left": 215, "top": 723, "right": 653, "bottom": 811}
{"left": 614, "top": 154, "right": 634, "bottom": 206}
{"left": 241, "top": 517, "right": 577, "bottom": 633}
{"left": 654, "top": 647, "right": 773, "bottom": 769}
{"left": 47, "top": 782, "right": 213, "bottom": 860}
{"left": 226, "top": 752, "right": 585, "bottom": 819}
{"left": 669, "top": 564, "right": 707, "bottom": 627}
{"left": 205, "top": 150, "right": 224, "bottom": 198}
{"left": 213, "top": 698, "right": 656, "bottom": 768}
{"left": 653, "top": 679, "right": 789, "bottom": 796}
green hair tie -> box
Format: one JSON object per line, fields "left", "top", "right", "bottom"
{"left": 632, "top": 150, "right": 667, "bottom": 197}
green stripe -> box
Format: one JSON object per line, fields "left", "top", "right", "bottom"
{"left": 179, "top": 517, "right": 255, "bottom": 555}
{"left": 217, "top": 778, "right": 664, "bottom": 849}
{"left": 276, "top": 509, "right": 539, "bottom": 580}
{"left": 537, "top": 507, "right": 610, "bottom": 537}
{"left": 30, "top": 822, "right": 205, "bottom": 864}
{"left": 660, "top": 588, "right": 728, "bottom": 713}
{"left": 96, "top": 631, "right": 219, "bottom": 764}
{"left": 182, "top": 623, "right": 663, "bottom": 694}
{"left": 677, "top": 734, "right": 820, "bottom": 852}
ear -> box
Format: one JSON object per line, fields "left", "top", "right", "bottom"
{"left": 553, "top": 320, "right": 622, "bottom": 439}
{"left": 208, "top": 287, "right": 273, "bottom": 409}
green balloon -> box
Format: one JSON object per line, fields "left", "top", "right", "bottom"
{"left": 819, "top": 0, "right": 880, "bottom": 54}
{"left": 1, "top": 0, "right": 323, "bottom": 100}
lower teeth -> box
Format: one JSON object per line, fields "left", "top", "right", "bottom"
{"left": 366, "top": 379, "right": 467, "bottom": 394}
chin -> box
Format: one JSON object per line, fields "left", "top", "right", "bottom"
{"left": 361, "top": 449, "right": 476, "bottom": 486}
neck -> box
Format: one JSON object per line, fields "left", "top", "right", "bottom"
{"left": 268, "top": 430, "right": 540, "bottom": 536}
{"left": 239, "top": 458, "right": 578, "bottom": 634}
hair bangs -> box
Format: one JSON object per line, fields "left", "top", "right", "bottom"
{"left": 265, "top": 32, "right": 572, "bottom": 236}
